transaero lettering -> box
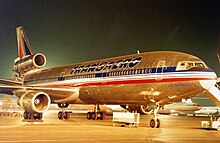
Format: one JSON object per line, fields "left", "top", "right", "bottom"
{"left": 70, "top": 57, "right": 143, "bottom": 74}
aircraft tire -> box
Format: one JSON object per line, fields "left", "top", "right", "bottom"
{"left": 58, "top": 103, "right": 69, "bottom": 108}
{"left": 150, "top": 119, "right": 156, "bottom": 128}
{"left": 86, "top": 112, "right": 92, "bottom": 120}
{"left": 58, "top": 111, "right": 64, "bottom": 120}
{"left": 217, "top": 126, "right": 220, "bottom": 131}
{"left": 156, "top": 119, "right": 160, "bottom": 128}
{"left": 33, "top": 113, "right": 38, "bottom": 120}
{"left": 24, "top": 112, "right": 31, "bottom": 119}
{"left": 33, "top": 113, "right": 43, "bottom": 120}
{"left": 97, "top": 112, "right": 103, "bottom": 120}
{"left": 91, "top": 112, "right": 97, "bottom": 120}
{"left": 38, "top": 113, "right": 43, "bottom": 120}
{"left": 64, "top": 112, "right": 70, "bottom": 119}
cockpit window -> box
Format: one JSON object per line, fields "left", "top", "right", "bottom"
{"left": 186, "top": 62, "right": 194, "bottom": 69}
{"left": 195, "top": 62, "right": 205, "bottom": 67}
{"left": 176, "top": 61, "right": 207, "bottom": 71}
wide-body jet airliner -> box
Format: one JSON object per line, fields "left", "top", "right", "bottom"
{"left": 0, "top": 26, "right": 217, "bottom": 128}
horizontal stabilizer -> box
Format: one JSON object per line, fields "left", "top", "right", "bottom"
{"left": 205, "top": 85, "right": 220, "bottom": 107}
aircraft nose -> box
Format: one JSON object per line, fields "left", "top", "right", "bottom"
{"left": 199, "top": 71, "right": 217, "bottom": 90}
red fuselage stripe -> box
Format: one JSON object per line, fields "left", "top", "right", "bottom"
{"left": 48, "top": 77, "right": 214, "bottom": 88}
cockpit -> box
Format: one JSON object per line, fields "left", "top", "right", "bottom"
{"left": 176, "top": 61, "right": 207, "bottom": 71}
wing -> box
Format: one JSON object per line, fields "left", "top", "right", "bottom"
{"left": 0, "top": 78, "right": 76, "bottom": 97}
{"left": 0, "top": 78, "right": 23, "bottom": 95}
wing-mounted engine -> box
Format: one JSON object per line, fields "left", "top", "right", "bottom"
{"left": 18, "top": 91, "right": 51, "bottom": 113}
{"left": 13, "top": 53, "right": 46, "bottom": 75}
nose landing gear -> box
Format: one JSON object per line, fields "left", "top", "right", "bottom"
{"left": 149, "top": 105, "right": 161, "bottom": 128}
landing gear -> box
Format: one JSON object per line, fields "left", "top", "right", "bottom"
{"left": 23, "top": 111, "right": 43, "bottom": 120}
{"left": 149, "top": 118, "right": 160, "bottom": 128}
{"left": 86, "top": 111, "right": 104, "bottom": 120}
{"left": 58, "top": 111, "right": 71, "bottom": 120}
{"left": 149, "top": 105, "right": 161, "bottom": 128}
{"left": 58, "top": 103, "right": 69, "bottom": 108}
{"left": 57, "top": 103, "right": 71, "bottom": 120}
{"left": 86, "top": 105, "right": 104, "bottom": 120}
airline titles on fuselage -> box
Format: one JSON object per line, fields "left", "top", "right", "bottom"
{"left": 70, "top": 57, "right": 143, "bottom": 74}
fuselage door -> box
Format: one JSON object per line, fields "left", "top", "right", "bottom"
{"left": 58, "top": 71, "right": 65, "bottom": 81}
{"left": 156, "top": 61, "right": 166, "bottom": 80}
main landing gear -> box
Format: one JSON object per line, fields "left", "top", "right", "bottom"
{"left": 86, "top": 105, "right": 104, "bottom": 120}
{"left": 149, "top": 105, "right": 161, "bottom": 128}
{"left": 23, "top": 111, "right": 43, "bottom": 120}
{"left": 57, "top": 103, "right": 72, "bottom": 120}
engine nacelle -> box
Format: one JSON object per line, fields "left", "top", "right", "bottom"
{"left": 13, "top": 53, "right": 46, "bottom": 74}
{"left": 18, "top": 91, "right": 51, "bottom": 113}
{"left": 121, "top": 104, "right": 157, "bottom": 114}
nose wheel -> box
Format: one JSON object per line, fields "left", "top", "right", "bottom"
{"left": 150, "top": 118, "right": 161, "bottom": 128}
{"left": 149, "top": 105, "right": 161, "bottom": 128}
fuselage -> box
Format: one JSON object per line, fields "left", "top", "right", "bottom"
{"left": 23, "top": 51, "right": 217, "bottom": 106}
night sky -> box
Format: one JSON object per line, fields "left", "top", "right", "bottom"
{"left": 0, "top": 0, "right": 220, "bottom": 78}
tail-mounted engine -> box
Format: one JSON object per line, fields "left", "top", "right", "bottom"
{"left": 18, "top": 91, "right": 51, "bottom": 113}
{"left": 13, "top": 53, "right": 46, "bottom": 75}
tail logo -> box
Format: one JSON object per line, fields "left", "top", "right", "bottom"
{"left": 16, "top": 26, "right": 33, "bottom": 60}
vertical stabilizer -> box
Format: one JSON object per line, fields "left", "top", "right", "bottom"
{"left": 16, "top": 26, "right": 33, "bottom": 60}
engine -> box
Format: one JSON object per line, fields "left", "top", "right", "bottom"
{"left": 121, "top": 104, "right": 157, "bottom": 114}
{"left": 18, "top": 91, "right": 51, "bottom": 113}
{"left": 13, "top": 53, "right": 46, "bottom": 75}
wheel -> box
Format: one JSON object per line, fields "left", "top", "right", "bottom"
{"left": 33, "top": 113, "right": 39, "bottom": 120}
{"left": 64, "top": 112, "right": 70, "bottom": 119}
{"left": 156, "top": 119, "right": 160, "bottom": 128}
{"left": 38, "top": 113, "right": 43, "bottom": 120}
{"left": 86, "top": 112, "right": 92, "bottom": 120}
{"left": 217, "top": 126, "right": 220, "bottom": 131}
{"left": 58, "top": 103, "right": 69, "bottom": 108}
{"left": 91, "top": 112, "right": 97, "bottom": 120}
{"left": 33, "top": 113, "right": 43, "bottom": 120}
{"left": 97, "top": 112, "right": 103, "bottom": 120}
{"left": 150, "top": 119, "right": 156, "bottom": 128}
{"left": 58, "top": 111, "right": 64, "bottom": 120}
{"left": 24, "top": 112, "right": 31, "bottom": 119}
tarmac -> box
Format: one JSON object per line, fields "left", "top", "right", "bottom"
{"left": 0, "top": 111, "right": 220, "bottom": 143}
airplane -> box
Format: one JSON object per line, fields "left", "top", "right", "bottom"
{"left": 0, "top": 26, "right": 217, "bottom": 128}
{"left": 161, "top": 99, "right": 202, "bottom": 115}
{"left": 195, "top": 106, "right": 220, "bottom": 116}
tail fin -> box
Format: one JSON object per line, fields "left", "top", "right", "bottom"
{"left": 16, "top": 26, "right": 33, "bottom": 60}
